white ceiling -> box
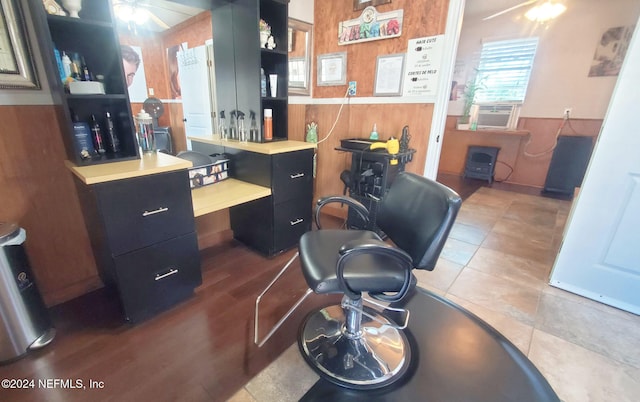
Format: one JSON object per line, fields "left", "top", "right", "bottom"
{"left": 464, "top": 0, "right": 561, "bottom": 19}
{"left": 115, "top": 0, "right": 565, "bottom": 32}
{"left": 113, "top": 0, "right": 205, "bottom": 32}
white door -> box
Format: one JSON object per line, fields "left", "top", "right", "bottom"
{"left": 178, "top": 45, "right": 214, "bottom": 141}
{"left": 550, "top": 22, "right": 640, "bottom": 314}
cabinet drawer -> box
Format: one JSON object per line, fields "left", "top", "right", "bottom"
{"left": 273, "top": 197, "right": 312, "bottom": 253}
{"left": 113, "top": 232, "right": 201, "bottom": 323}
{"left": 95, "top": 170, "right": 195, "bottom": 256}
{"left": 272, "top": 150, "right": 313, "bottom": 204}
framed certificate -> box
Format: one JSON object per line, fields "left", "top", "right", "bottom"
{"left": 0, "top": 0, "right": 39, "bottom": 89}
{"left": 374, "top": 53, "right": 405, "bottom": 96}
{"left": 317, "top": 52, "right": 347, "bottom": 86}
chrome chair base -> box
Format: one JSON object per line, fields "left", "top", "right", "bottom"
{"left": 298, "top": 304, "right": 411, "bottom": 390}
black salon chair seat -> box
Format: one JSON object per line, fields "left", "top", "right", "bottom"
{"left": 296, "top": 172, "right": 461, "bottom": 390}
{"left": 299, "top": 229, "right": 408, "bottom": 295}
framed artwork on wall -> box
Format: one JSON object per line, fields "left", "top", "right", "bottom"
{"left": 317, "top": 52, "right": 347, "bottom": 86}
{"left": 0, "top": 0, "right": 39, "bottom": 89}
{"left": 353, "top": 0, "right": 391, "bottom": 11}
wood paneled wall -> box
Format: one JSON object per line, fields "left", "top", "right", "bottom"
{"left": 0, "top": 106, "right": 100, "bottom": 306}
{"left": 313, "top": 0, "right": 449, "bottom": 98}
{"left": 298, "top": 0, "right": 448, "bottom": 213}
{"left": 306, "top": 103, "right": 434, "bottom": 213}
{"left": 439, "top": 115, "right": 603, "bottom": 188}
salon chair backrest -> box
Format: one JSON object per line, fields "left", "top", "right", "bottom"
{"left": 376, "top": 172, "right": 461, "bottom": 271}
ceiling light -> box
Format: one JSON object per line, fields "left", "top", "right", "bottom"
{"left": 133, "top": 7, "right": 150, "bottom": 25}
{"left": 115, "top": 4, "right": 133, "bottom": 22}
{"left": 525, "top": 1, "right": 567, "bottom": 23}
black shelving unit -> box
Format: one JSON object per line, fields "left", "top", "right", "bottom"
{"left": 28, "top": 0, "right": 139, "bottom": 166}
{"left": 226, "top": 0, "right": 288, "bottom": 143}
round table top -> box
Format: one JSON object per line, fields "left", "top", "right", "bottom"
{"left": 300, "top": 287, "right": 560, "bottom": 402}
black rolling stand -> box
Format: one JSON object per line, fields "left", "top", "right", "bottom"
{"left": 336, "top": 147, "right": 416, "bottom": 236}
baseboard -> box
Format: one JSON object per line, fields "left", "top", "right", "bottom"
{"left": 43, "top": 276, "right": 104, "bottom": 307}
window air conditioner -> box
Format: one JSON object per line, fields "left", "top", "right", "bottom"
{"left": 470, "top": 104, "right": 520, "bottom": 130}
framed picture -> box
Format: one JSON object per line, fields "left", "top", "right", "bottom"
{"left": 373, "top": 53, "right": 405, "bottom": 96}
{"left": 317, "top": 52, "right": 346, "bottom": 86}
{"left": 0, "top": 0, "right": 39, "bottom": 89}
{"left": 353, "top": 0, "right": 391, "bottom": 11}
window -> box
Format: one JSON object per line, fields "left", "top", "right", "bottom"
{"left": 474, "top": 37, "right": 539, "bottom": 103}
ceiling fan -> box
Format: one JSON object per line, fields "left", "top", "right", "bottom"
{"left": 113, "top": 0, "right": 170, "bottom": 31}
{"left": 483, "top": 0, "right": 567, "bottom": 22}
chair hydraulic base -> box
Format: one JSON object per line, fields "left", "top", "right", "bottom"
{"left": 298, "top": 298, "right": 411, "bottom": 390}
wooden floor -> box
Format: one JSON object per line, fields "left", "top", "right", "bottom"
{"left": 0, "top": 174, "right": 548, "bottom": 402}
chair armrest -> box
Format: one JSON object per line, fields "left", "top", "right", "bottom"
{"left": 336, "top": 239, "right": 414, "bottom": 302}
{"left": 314, "top": 195, "right": 370, "bottom": 230}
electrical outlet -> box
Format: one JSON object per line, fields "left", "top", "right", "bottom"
{"left": 563, "top": 107, "right": 572, "bottom": 119}
{"left": 348, "top": 81, "right": 357, "bottom": 96}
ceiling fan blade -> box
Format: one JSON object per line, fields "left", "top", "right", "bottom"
{"left": 147, "top": 11, "right": 170, "bottom": 30}
{"left": 483, "top": 0, "right": 539, "bottom": 21}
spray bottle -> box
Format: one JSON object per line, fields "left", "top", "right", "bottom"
{"left": 218, "top": 110, "right": 227, "bottom": 140}
{"left": 229, "top": 110, "right": 237, "bottom": 140}
{"left": 237, "top": 111, "right": 247, "bottom": 143}
{"left": 249, "top": 110, "right": 259, "bottom": 142}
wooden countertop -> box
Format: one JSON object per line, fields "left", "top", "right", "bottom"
{"left": 188, "top": 136, "right": 316, "bottom": 154}
{"left": 191, "top": 178, "right": 271, "bottom": 217}
{"left": 66, "top": 153, "right": 192, "bottom": 185}
{"left": 448, "top": 128, "right": 530, "bottom": 137}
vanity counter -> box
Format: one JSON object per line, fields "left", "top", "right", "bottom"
{"left": 66, "top": 153, "right": 192, "bottom": 185}
{"left": 188, "top": 137, "right": 316, "bottom": 154}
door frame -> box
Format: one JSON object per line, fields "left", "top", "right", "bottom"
{"left": 423, "top": 0, "right": 466, "bottom": 179}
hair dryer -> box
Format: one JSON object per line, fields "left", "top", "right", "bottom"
{"left": 370, "top": 137, "right": 400, "bottom": 165}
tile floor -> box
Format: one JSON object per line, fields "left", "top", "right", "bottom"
{"left": 229, "top": 187, "right": 640, "bottom": 402}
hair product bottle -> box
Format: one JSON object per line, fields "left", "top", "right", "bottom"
{"left": 89, "top": 114, "right": 106, "bottom": 154}
{"left": 104, "top": 112, "right": 120, "bottom": 153}
{"left": 263, "top": 109, "right": 273, "bottom": 141}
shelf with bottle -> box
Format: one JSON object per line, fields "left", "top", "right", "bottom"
{"left": 52, "top": 41, "right": 126, "bottom": 96}
{"left": 260, "top": 0, "right": 287, "bottom": 51}
{"left": 46, "top": 13, "right": 114, "bottom": 29}
{"left": 70, "top": 107, "right": 137, "bottom": 164}
{"left": 66, "top": 97, "right": 139, "bottom": 165}
{"left": 42, "top": 0, "right": 114, "bottom": 24}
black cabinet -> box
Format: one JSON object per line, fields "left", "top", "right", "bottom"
{"left": 229, "top": 148, "right": 313, "bottom": 256}
{"left": 220, "top": 0, "right": 288, "bottom": 142}
{"left": 28, "top": 0, "right": 139, "bottom": 165}
{"left": 75, "top": 170, "right": 201, "bottom": 323}
{"left": 192, "top": 141, "right": 314, "bottom": 256}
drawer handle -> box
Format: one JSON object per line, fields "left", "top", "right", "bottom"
{"left": 155, "top": 268, "right": 179, "bottom": 281}
{"left": 290, "top": 218, "right": 304, "bottom": 226}
{"left": 143, "top": 207, "right": 169, "bottom": 217}
{"left": 290, "top": 173, "right": 305, "bottom": 179}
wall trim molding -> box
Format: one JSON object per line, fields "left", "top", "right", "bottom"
{"left": 0, "top": 92, "right": 53, "bottom": 105}
{"left": 288, "top": 95, "right": 435, "bottom": 105}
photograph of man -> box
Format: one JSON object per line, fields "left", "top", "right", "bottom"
{"left": 120, "top": 44, "right": 148, "bottom": 101}
{"left": 121, "top": 45, "right": 140, "bottom": 87}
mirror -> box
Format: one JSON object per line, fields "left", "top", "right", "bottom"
{"left": 115, "top": 0, "right": 233, "bottom": 153}
{"left": 288, "top": 18, "right": 313, "bottom": 96}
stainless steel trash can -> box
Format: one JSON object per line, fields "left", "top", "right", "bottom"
{"left": 0, "top": 222, "right": 55, "bottom": 363}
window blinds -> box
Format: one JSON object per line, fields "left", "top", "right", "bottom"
{"left": 474, "top": 37, "right": 539, "bottom": 103}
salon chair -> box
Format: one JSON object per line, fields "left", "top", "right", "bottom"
{"left": 255, "top": 172, "right": 461, "bottom": 389}
{"left": 154, "top": 127, "right": 173, "bottom": 155}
